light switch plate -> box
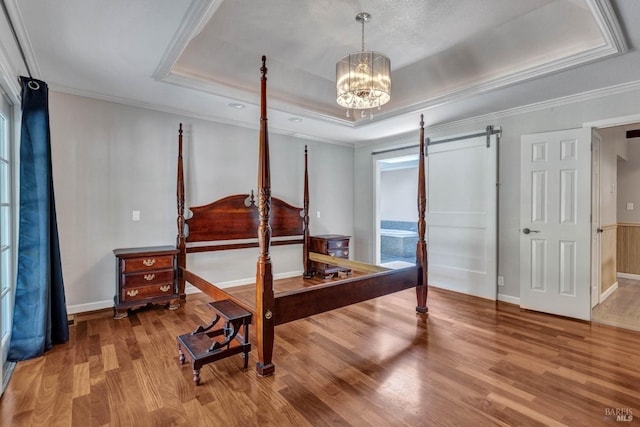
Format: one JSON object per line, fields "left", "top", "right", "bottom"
{"left": 627, "top": 203, "right": 634, "bottom": 211}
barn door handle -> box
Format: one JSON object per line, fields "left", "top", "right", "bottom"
{"left": 522, "top": 228, "right": 540, "bottom": 234}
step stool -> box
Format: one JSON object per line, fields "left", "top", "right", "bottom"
{"left": 177, "top": 300, "right": 252, "bottom": 385}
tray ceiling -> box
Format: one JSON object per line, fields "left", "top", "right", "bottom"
{"left": 8, "top": 0, "right": 631, "bottom": 144}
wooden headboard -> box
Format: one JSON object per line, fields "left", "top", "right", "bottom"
{"left": 176, "top": 119, "right": 310, "bottom": 256}
{"left": 185, "top": 193, "right": 304, "bottom": 242}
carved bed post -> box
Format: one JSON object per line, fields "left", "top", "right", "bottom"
{"left": 177, "top": 123, "right": 187, "bottom": 300}
{"left": 303, "top": 145, "right": 312, "bottom": 278}
{"left": 416, "top": 115, "right": 429, "bottom": 314}
{"left": 255, "top": 56, "right": 276, "bottom": 376}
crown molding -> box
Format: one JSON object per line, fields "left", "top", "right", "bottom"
{"left": 162, "top": 71, "right": 355, "bottom": 128}
{"left": 48, "top": 83, "right": 348, "bottom": 147}
{"left": 152, "top": 0, "right": 223, "bottom": 81}
{"left": 0, "top": 35, "right": 20, "bottom": 103}
{"left": 423, "top": 80, "right": 640, "bottom": 136}
{"left": 367, "top": 45, "right": 625, "bottom": 128}
{"left": 587, "top": 0, "right": 628, "bottom": 53}
{"left": 361, "top": 78, "right": 640, "bottom": 148}
{"left": 50, "top": 75, "right": 640, "bottom": 150}
{"left": 3, "top": 0, "right": 41, "bottom": 79}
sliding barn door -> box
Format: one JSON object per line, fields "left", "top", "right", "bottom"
{"left": 427, "top": 134, "right": 497, "bottom": 299}
{"left": 520, "top": 128, "right": 592, "bottom": 320}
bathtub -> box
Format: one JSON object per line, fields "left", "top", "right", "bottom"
{"left": 380, "top": 228, "right": 418, "bottom": 257}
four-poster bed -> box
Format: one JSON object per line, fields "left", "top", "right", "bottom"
{"left": 176, "top": 56, "right": 428, "bottom": 377}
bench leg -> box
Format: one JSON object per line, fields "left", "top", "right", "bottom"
{"left": 178, "top": 343, "right": 185, "bottom": 364}
{"left": 242, "top": 352, "right": 249, "bottom": 369}
{"left": 192, "top": 368, "right": 201, "bottom": 386}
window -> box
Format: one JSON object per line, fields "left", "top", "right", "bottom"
{"left": 0, "top": 91, "right": 15, "bottom": 391}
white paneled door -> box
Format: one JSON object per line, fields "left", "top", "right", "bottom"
{"left": 520, "top": 128, "right": 592, "bottom": 320}
{"left": 427, "top": 133, "right": 497, "bottom": 300}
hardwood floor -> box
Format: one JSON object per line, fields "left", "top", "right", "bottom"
{"left": 1, "top": 286, "right": 639, "bottom": 426}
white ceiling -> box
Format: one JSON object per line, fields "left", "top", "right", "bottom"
{"left": 5, "top": 0, "right": 638, "bottom": 145}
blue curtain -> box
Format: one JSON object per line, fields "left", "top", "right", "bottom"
{"left": 8, "top": 76, "right": 68, "bottom": 361}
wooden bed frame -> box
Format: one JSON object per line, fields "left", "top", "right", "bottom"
{"left": 176, "top": 56, "right": 428, "bottom": 376}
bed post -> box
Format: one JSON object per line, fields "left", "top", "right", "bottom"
{"left": 303, "top": 145, "right": 312, "bottom": 278}
{"left": 416, "top": 115, "right": 429, "bottom": 314}
{"left": 177, "top": 123, "right": 187, "bottom": 300}
{"left": 255, "top": 56, "right": 276, "bottom": 376}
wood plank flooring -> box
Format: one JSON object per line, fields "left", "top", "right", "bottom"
{"left": 1, "top": 286, "right": 639, "bottom": 426}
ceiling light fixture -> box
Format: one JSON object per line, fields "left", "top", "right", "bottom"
{"left": 288, "top": 117, "right": 303, "bottom": 123}
{"left": 336, "top": 12, "right": 391, "bottom": 120}
{"left": 228, "top": 103, "right": 245, "bottom": 109}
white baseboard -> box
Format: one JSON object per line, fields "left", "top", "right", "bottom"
{"left": 185, "top": 284, "right": 202, "bottom": 295}
{"left": 67, "top": 299, "right": 114, "bottom": 315}
{"left": 600, "top": 281, "right": 618, "bottom": 303}
{"left": 617, "top": 272, "right": 640, "bottom": 282}
{"left": 497, "top": 294, "right": 520, "bottom": 305}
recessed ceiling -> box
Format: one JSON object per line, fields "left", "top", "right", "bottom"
{"left": 169, "top": 0, "right": 607, "bottom": 122}
{"left": 7, "top": 0, "right": 635, "bottom": 144}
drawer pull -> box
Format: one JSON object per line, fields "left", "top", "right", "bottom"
{"left": 336, "top": 241, "right": 343, "bottom": 248}
{"left": 159, "top": 285, "right": 171, "bottom": 292}
{"left": 126, "top": 289, "right": 139, "bottom": 297}
{"left": 142, "top": 258, "right": 156, "bottom": 267}
{"left": 144, "top": 274, "right": 155, "bottom": 281}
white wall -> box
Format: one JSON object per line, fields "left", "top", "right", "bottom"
{"left": 618, "top": 139, "right": 640, "bottom": 223}
{"left": 598, "top": 127, "right": 621, "bottom": 226}
{"left": 49, "top": 92, "right": 354, "bottom": 313}
{"left": 380, "top": 167, "right": 418, "bottom": 223}
{"left": 355, "top": 87, "right": 640, "bottom": 301}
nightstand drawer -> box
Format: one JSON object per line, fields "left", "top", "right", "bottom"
{"left": 327, "top": 239, "right": 349, "bottom": 250}
{"left": 327, "top": 248, "right": 348, "bottom": 258}
{"left": 121, "top": 255, "right": 174, "bottom": 273}
{"left": 120, "top": 283, "right": 176, "bottom": 303}
{"left": 123, "top": 269, "right": 175, "bottom": 287}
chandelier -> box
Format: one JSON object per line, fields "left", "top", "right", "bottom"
{"left": 336, "top": 12, "right": 391, "bottom": 119}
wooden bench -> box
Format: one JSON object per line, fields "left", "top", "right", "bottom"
{"left": 177, "top": 300, "right": 252, "bottom": 385}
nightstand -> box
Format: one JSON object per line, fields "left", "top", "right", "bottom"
{"left": 310, "top": 234, "right": 351, "bottom": 279}
{"left": 113, "top": 246, "right": 179, "bottom": 319}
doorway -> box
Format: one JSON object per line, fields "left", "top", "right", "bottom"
{"left": 590, "top": 122, "right": 640, "bottom": 331}
{"left": 375, "top": 154, "right": 419, "bottom": 267}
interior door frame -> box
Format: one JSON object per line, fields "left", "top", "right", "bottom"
{"left": 584, "top": 115, "right": 640, "bottom": 310}
{"left": 372, "top": 147, "right": 420, "bottom": 265}
{"left": 591, "top": 131, "right": 601, "bottom": 308}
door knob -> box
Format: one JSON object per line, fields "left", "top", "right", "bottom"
{"left": 523, "top": 228, "right": 540, "bottom": 234}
